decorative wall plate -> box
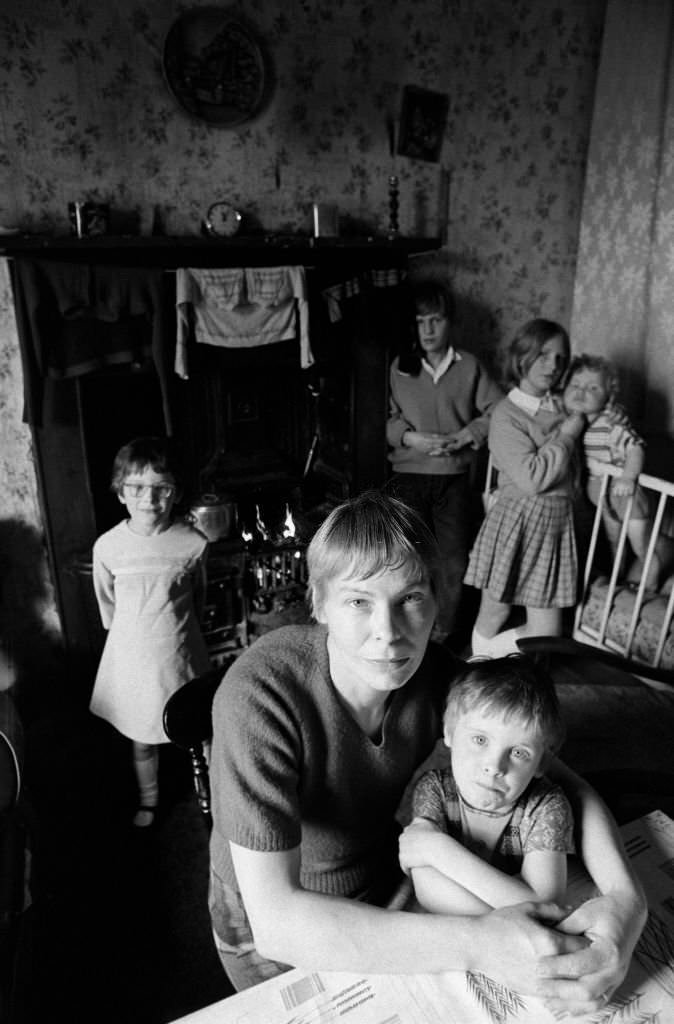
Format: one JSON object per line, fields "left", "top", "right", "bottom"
{"left": 163, "top": 7, "right": 270, "bottom": 127}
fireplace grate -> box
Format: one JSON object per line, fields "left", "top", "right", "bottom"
{"left": 203, "top": 544, "right": 310, "bottom": 663}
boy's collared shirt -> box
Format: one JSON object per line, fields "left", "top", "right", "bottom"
{"left": 422, "top": 346, "right": 460, "bottom": 384}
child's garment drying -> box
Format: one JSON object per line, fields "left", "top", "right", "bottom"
{"left": 175, "top": 265, "right": 312, "bottom": 378}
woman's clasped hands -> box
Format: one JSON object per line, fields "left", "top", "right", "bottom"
{"left": 536, "top": 891, "right": 647, "bottom": 1016}
{"left": 452, "top": 892, "right": 640, "bottom": 1017}
{"left": 461, "top": 888, "right": 643, "bottom": 1017}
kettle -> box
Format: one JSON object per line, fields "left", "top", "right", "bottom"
{"left": 187, "top": 493, "right": 237, "bottom": 542}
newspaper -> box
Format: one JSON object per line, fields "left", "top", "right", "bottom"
{"left": 173, "top": 810, "right": 674, "bottom": 1024}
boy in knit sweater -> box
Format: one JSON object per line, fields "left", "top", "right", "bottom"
{"left": 387, "top": 280, "right": 503, "bottom": 647}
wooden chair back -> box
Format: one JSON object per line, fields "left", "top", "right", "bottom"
{"left": 163, "top": 661, "right": 235, "bottom": 822}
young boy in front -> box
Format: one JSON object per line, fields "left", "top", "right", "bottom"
{"left": 399, "top": 656, "right": 574, "bottom": 914}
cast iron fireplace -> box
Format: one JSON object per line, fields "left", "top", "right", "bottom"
{"left": 12, "top": 233, "right": 432, "bottom": 682}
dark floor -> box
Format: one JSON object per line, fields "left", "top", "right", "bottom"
{"left": 7, "top": 690, "right": 234, "bottom": 1024}
{"left": 551, "top": 657, "right": 674, "bottom": 824}
{"left": 5, "top": 654, "right": 674, "bottom": 1024}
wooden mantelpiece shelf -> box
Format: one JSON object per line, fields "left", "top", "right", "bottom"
{"left": 0, "top": 234, "right": 441, "bottom": 269}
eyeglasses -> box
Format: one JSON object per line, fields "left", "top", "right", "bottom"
{"left": 122, "top": 483, "right": 175, "bottom": 500}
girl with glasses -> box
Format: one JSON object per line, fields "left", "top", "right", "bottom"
{"left": 90, "top": 436, "right": 210, "bottom": 827}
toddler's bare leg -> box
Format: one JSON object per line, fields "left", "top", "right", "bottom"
{"left": 601, "top": 509, "right": 622, "bottom": 554}
{"left": 626, "top": 518, "right": 663, "bottom": 590}
{"left": 601, "top": 510, "right": 630, "bottom": 578}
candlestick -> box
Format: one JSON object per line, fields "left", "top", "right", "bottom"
{"left": 387, "top": 175, "right": 399, "bottom": 239}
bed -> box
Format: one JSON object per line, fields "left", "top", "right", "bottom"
{"left": 574, "top": 460, "right": 674, "bottom": 680}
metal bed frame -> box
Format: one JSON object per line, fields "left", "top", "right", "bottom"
{"left": 573, "top": 459, "right": 674, "bottom": 679}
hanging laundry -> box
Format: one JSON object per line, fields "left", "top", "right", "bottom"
{"left": 12, "top": 259, "right": 174, "bottom": 434}
{"left": 320, "top": 267, "right": 407, "bottom": 323}
{"left": 175, "top": 265, "right": 312, "bottom": 379}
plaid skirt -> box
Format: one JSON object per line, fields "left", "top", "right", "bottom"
{"left": 464, "top": 492, "right": 577, "bottom": 608}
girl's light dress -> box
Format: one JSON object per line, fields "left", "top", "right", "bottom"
{"left": 90, "top": 519, "right": 211, "bottom": 744}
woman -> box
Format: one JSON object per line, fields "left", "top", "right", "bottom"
{"left": 208, "top": 491, "right": 645, "bottom": 1016}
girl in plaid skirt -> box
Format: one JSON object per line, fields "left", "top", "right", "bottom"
{"left": 464, "top": 319, "right": 586, "bottom": 657}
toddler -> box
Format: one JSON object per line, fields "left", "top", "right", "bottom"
{"left": 90, "top": 436, "right": 211, "bottom": 827}
{"left": 399, "top": 655, "right": 574, "bottom": 915}
{"left": 564, "top": 354, "right": 661, "bottom": 589}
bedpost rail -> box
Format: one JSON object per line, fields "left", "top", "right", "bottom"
{"left": 574, "top": 460, "right": 674, "bottom": 673}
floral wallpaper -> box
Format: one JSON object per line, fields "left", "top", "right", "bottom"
{"left": 0, "top": 0, "right": 606, "bottom": 651}
{"left": 571, "top": 0, "right": 674, "bottom": 439}
{"left": 0, "top": 258, "right": 61, "bottom": 692}
{"left": 0, "top": 0, "right": 604, "bottom": 340}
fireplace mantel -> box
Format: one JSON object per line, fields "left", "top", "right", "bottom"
{"left": 8, "top": 233, "right": 440, "bottom": 683}
{"left": 0, "top": 233, "right": 440, "bottom": 270}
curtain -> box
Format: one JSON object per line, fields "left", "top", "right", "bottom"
{"left": 570, "top": 0, "right": 674, "bottom": 435}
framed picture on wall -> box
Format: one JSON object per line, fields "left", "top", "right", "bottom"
{"left": 397, "top": 85, "right": 449, "bottom": 163}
